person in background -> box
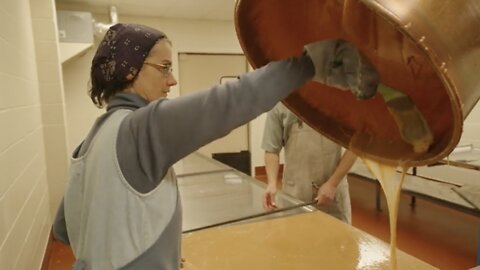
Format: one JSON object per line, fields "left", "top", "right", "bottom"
{"left": 52, "top": 23, "right": 379, "bottom": 270}
{"left": 261, "top": 102, "right": 357, "bottom": 224}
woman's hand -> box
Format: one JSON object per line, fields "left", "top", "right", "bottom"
{"left": 304, "top": 39, "right": 378, "bottom": 100}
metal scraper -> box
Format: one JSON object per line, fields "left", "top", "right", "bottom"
{"left": 183, "top": 200, "right": 317, "bottom": 234}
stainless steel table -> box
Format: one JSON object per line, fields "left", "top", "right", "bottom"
{"left": 175, "top": 153, "right": 316, "bottom": 232}
{"left": 350, "top": 160, "right": 480, "bottom": 216}
{"left": 173, "top": 152, "right": 233, "bottom": 177}
{"left": 439, "top": 145, "right": 480, "bottom": 170}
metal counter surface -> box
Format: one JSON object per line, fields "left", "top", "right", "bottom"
{"left": 440, "top": 145, "right": 480, "bottom": 170}
{"left": 415, "top": 165, "right": 480, "bottom": 187}
{"left": 350, "top": 160, "right": 480, "bottom": 215}
{"left": 177, "top": 153, "right": 315, "bottom": 232}
{"left": 173, "top": 152, "right": 233, "bottom": 177}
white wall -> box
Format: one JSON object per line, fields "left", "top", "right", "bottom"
{"left": 62, "top": 44, "right": 102, "bottom": 153}
{"left": 0, "top": 0, "right": 63, "bottom": 269}
{"left": 34, "top": 2, "right": 70, "bottom": 224}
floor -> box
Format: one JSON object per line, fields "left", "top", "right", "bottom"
{"left": 43, "top": 175, "right": 479, "bottom": 270}
{"left": 349, "top": 175, "right": 478, "bottom": 270}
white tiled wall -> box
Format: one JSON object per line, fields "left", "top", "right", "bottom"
{"left": 31, "top": 0, "right": 70, "bottom": 223}
{"left": 0, "top": 0, "right": 69, "bottom": 269}
{"left": 0, "top": 0, "right": 51, "bottom": 269}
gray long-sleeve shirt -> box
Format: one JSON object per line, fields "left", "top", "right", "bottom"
{"left": 53, "top": 53, "right": 314, "bottom": 259}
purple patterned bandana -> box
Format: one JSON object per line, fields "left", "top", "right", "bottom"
{"left": 92, "top": 23, "right": 167, "bottom": 85}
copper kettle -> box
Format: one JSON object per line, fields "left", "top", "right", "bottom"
{"left": 235, "top": 0, "right": 480, "bottom": 166}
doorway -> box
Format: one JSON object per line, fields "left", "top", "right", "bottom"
{"left": 178, "top": 53, "right": 250, "bottom": 166}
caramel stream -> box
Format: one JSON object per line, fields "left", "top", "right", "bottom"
{"left": 362, "top": 158, "right": 408, "bottom": 270}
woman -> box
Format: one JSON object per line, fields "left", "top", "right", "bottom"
{"left": 53, "top": 23, "right": 377, "bottom": 270}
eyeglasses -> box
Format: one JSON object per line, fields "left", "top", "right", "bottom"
{"left": 144, "top": 62, "right": 173, "bottom": 77}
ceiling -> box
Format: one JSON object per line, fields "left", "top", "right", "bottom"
{"left": 56, "top": 0, "right": 237, "bottom": 21}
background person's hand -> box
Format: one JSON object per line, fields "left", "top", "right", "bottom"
{"left": 262, "top": 184, "right": 278, "bottom": 211}
{"left": 314, "top": 182, "right": 337, "bottom": 206}
{"left": 304, "top": 39, "right": 379, "bottom": 100}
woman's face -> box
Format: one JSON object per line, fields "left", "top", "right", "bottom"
{"left": 130, "top": 39, "right": 177, "bottom": 101}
